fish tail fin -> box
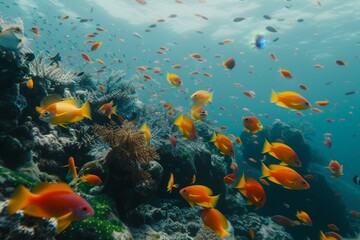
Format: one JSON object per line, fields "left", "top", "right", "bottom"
{"left": 209, "top": 194, "right": 220, "bottom": 208}
{"left": 174, "top": 114, "right": 183, "bottom": 126}
{"left": 209, "top": 91, "right": 214, "bottom": 103}
{"left": 262, "top": 139, "right": 272, "bottom": 154}
{"left": 234, "top": 172, "right": 246, "bottom": 189}
{"left": 173, "top": 184, "right": 179, "bottom": 189}
{"left": 7, "top": 185, "right": 31, "bottom": 215}
{"left": 210, "top": 132, "right": 217, "bottom": 142}
{"left": 81, "top": 101, "right": 92, "bottom": 120}
{"left": 140, "top": 123, "right": 147, "bottom": 132}
{"left": 220, "top": 229, "right": 231, "bottom": 239}
{"left": 56, "top": 212, "right": 74, "bottom": 233}
{"left": 261, "top": 163, "right": 271, "bottom": 178}
{"left": 112, "top": 106, "right": 117, "bottom": 116}
{"left": 270, "top": 89, "right": 279, "bottom": 103}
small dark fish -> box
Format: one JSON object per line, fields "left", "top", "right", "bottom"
{"left": 272, "top": 37, "right": 279, "bottom": 42}
{"left": 145, "top": 29, "right": 151, "bottom": 32}
{"left": 233, "top": 17, "right": 245, "bottom": 22}
{"left": 271, "top": 215, "right": 300, "bottom": 227}
{"left": 149, "top": 24, "right": 157, "bottom": 28}
{"left": 353, "top": 176, "right": 360, "bottom": 185}
{"left": 169, "top": 14, "right": 177, "bottom": 18}
{"left": 266, "top": 26, "right": 277, "bottom": 32}
{"left": 325, "top": 81, "right": 333, "bottom": 85}
{"left": 80, "top": 18, "right": 92, "bottom": 23}
{"left": 297, "top": 19, "right": 304, "bottom": 22}
{"left": 218, "top": 42, "right": 225, "bottom": 45}
{"left": 77, "top": 71, "right": 85, "bottom": 77}
{"left": 345, "top": 90, "right": 357, "bottom": 95}
{"left": 196, "top": 30, "right": 204, "bottom": 34}
{"left": 263, "top": 15, "right": 271, "bottom": 20}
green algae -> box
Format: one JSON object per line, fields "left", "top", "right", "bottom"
{"left": 0, "top": 166, "right": 40, "bottom": 189}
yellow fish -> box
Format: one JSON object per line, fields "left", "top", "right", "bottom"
{"left": 271, "top": 90, "right": 311, "bottom": 110}
{"left": 166, "top": 72, "right": 183, "bottom": 87}
{"left": 98, "top": 101, "right": 116, "bottom": 119}
{"left": 174, "top": 114, "right": 197, "bottom": 141}
{"left": 36, "top": 94, "right": 91, "bottom": 128}
{"left": 191, "top": 90, "right": 213, "bottom": 105}
{"left": 140, "top": 123, "right": 151, "bottom": 144}
{"left": 262, "top": 139, "right": 302, "bottom": 167}
{"left": 211, "top": 132, "right": 235, "bottom": 157}
{"left": 167, "top": 173, "right": 179, "bottom": 193}
{"left": 191, "top": 105, "right": 208, "bottom": 121}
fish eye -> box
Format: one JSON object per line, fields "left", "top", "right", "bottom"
{"left": 43, "top": 111, "right": 50, "bottom": 117}
{"left": 301, "top": 181, "right": 307, "bottom": 185}
{"left": 305, "top": 102, "right": 309, "bottom": 105}
{"left": 183, "top": 189, "right": 186, "bottom": 192}
{"left": 244, "top": 118, "right": 248, "bottom": 121}
{"left": 82, "top": 206, "right": 88, "bottom": 211}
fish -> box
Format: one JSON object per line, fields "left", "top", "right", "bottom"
{"left": 35, "top": 95, "right": 91, "bottom": 128}
{"left": 269, "top": 53, "right": 278, "bottom": 62}
{"left": 191, "top": 105, "right": 208, "bottom": 121}
{"left": 169, "top": 134, "right": 177, "bottom": 147}
{"left": 211, "top": 132, "right": 235, "bottom": 157}
{"left": 271, "top": 90, "right": 311, "bottom": 110}
{"left": 278, "top": 69, "right": 293, "bottom": 79}
{"left": 140, "top": 123, "right": 151, "bottom": 144}
{"left": 167, "top": 173, "right": 179, "bottom": 193}
{"left": 351, "top": 210, "right": 359, "bottom": 218}
{"left": 81, "top": 53, "right": 93, "bottom": 63}
{"left": 191, "top": 175, "right": 196, "bottom": 184}
{"left": 179, "top": 185, "right": 219, "bottom": 208}
{"left": 326, "top": 160, "right": 343, "bottom": 178}
{"left": 200, "top": 208, "right": 231, "bottom": 238}
{"left": 243, "top": 91, "right": 255, "bottom": 98}
{"left": 296, "top": 211, "right": 313, "bottom": 226}
{"left": 299, "top": 84, "right": 309, "bottom": 91}
{"left": 223, "top": 173, "right": 236, "bottom": 184}
{"left": 234, "top": 172, "right": 266, "bottom": 209}
{"left": 191, "top": 90, "right": 213, "bottom": 105}
{"left": 249, "top": 228, "right": 255, "bottom": 240}
{"left": 271, "top": 215, "right": 301, "bottom": 227}
{"left": 320, "top": 231, "right": 338, "bottom": 240}
{"left": 324, "top": 137, "right": 332, "bottom": 148}
{"left": 242, "top": 116, "right": 263, "bottom": 133}
{"left": 222, "top": 57, "right": 235, "bottom": 70}
{"left": 327, "top": 224, "right": 340, "bottom": 231}
{"left": 96, "top": 59, "right": 105, "bottom": 65}
{"left": 31, "top": 26, "right": 40, "bottom": 36}
{"left": 7, "top": 182, "right": 94, "bottom": 233}
{"left": 166, "top": 73, "right": 183, "bottom": 87}
{"left": 0, "top": 27, "right": 27, "bottom": 51}
{"left": 235, "top": 137, "right": 242, "bottom": 145}
{"left": 190, "top": 53, "right": 202, "bottom": 59}
{"left": 67, "top": 156, "right": 78, "bottom": 184}
{"left": 262, "top": 139, "right": 301, "bottom": 167}
{"left": 230, "top": 161, "right": 238, "bottom": 173}
{"left": 26, "top": 78, "right": 34, "bottom": 89}
{"left": 324, "top": 231, "right": 342, "bottom": 240}
{"left": 80, "top": 174, "right": 102, "bottom": 186}
{"left": 49, "top": 52, "right": 62, "bottom": 67}
{"left": 261, "top": 163, "right": 310, "bottom": 190}
{"left": 316, "top": 100, "right": 330, "bottom": 106}
{"left": 98, "top": 101, "right": 117, "bottom": 119}
{"left": 174, "top": 114, "right": 197, "bottom": 141}
{"left": 335, "top": 60, "right": 347, "bottom": 66}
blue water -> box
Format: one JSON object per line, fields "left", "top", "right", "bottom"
{"left": 2, "top": 0, "right": 360, "bottom": 238}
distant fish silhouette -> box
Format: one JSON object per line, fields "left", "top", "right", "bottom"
{"left": 49, "top": 52, "right": 61, "bottom": 67}
{"left": 353, "top": 176, "right": 360, "bottom": 185}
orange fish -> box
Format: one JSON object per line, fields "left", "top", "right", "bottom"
{"left": 203, "top": 72, "right": 213, "bottom": 77}
{"left": 314, "top": 64, "right": 324, "bottom": 68}
{"left": 191, "top": 105, "right": 208, "bottom": 121}
{"left": 179, "top": 185, "right": 219, "bottom": 208}
{"left": 336, "top": 60, "right": 347, "bottom": 66}
{"left": 191, "top": 90, "right": 213, "bottom": 105}
{"left": 316, "top": 100, "right": 330, "bottom": 106}
{"left": 271, "top": 90, "right": 311, "bottom": 110}
{"left": 169, "top": 134, "right": 177, "bottom": 147}
{"left": 327, "top": 224, "right": 339, "bottom": 231}
{"left": 137, "top": 66, "right": 148, "bottom": 72}
{"left": 326, "top": 160, "right": 343, "bottom": 178}
{"left": 62, "top": 15, "right": 69, "bottom": 20}
{"left": 262, "top": 139, "right": 301, "bottom": 167}
{"left": 81, "top": 53, "right": 93, "bottom": 63}
{"left": 211, "top": 132, "right": 235, "bottom": 157}
{"left": 200, "top": 208, "right": 231, "bottom": 238}
{"left": 7, "top": 182, "right": 94, "bottom": 233}
{"left": 153, "top": 67, "right": 161, "bottom": 74}
{"left": 96, "top": 59, "right": 105, "bottom": 65}
{"left": 261, "top": 163, "right": 310, "bottom": 190}
{"left": 98, "top": 84, "right": 106, "bottom": 93}
{"left": 91, "top": 41, "right": 102, "bottom": 51}
{"left": 174, "top": 114, "right": 197, "bottom": 141}
{"left": 223, "top": 39, "right": 234, "bottom": 43}
{"left": 167, "top": 173, "right": 179, "bottom": 193}
{"left": 31, "top": 26, "right": 40, "bottom": 36}
{"left": 140, "top": 123, "right": 151, "bottom": 144}
{"left": 96, "top": 27, "right": 106, "bottom": 32}
{"left": 296, "top": 211, "right": 313, "bottom": 226}
{"left": 235, "top": 172, "right": 266, "bottom": 209}
{"left": 172, "top": 64, "right": 182, "bottom": 69}
{"left": 299, "top": 84, "right": 309, "bottom": 91}
{"left": 243, "top": 91, "right": 255, "bottom": 98}
{"left": 312, "top": 107, "right": 323, "bottom": 113}
{"left": 235, "top": 137, "right": 242, "bottom": 145}
{"left": 190, "top": 53, "right": 202, "bottom": 59}
{"left": 26, "top": 78, "right": 34, "bottom": 89}
{"left": 166, "top": 73, "right": 183, "bottom": 87}
{"left": 249, "top": 228, "right": 255, "bottom": 240}
{"left": 278, "top": 68, "right": 293, "bottom": 79}
{"left": 320, "top": 231, "right": 337, "bottom": 240}
{"left": 191, "top": 174, "right": 196, "bottom": 184}
{"left": 222, "top": 57, "right": 235, "bottom": 70}
{"left": 98, "top": 101, "right": 117, "bottom": 119}
{"left": 223, "top": 173, "right": 236, "bottom": 184}
{"left": 80, "top": 174, "right": 102, "bottom": 186}
{"left": 242, "top": 116, "right": 263, "bottom": 133}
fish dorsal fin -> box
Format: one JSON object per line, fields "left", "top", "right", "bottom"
{"left": 192, "top": 185, "right": 213, "bottom": 195}
{"left": 269, "top": 164, "right": 289, "bottom": 171}
{"left": 40, "top": 94, "right": 63, "bottom": 108}
{"left": 32, "top": 182, "right": 73, "bottom": 195}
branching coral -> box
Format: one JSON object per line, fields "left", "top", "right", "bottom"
{"left": 29, "top": 52, "right": 75, "bottom": 88}
{"left": 93, "top": 121, "right": 159, "bottom": 165}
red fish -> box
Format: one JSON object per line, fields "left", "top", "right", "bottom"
{"left": 80, "top": 174, "right": 102, "bottom": 186}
